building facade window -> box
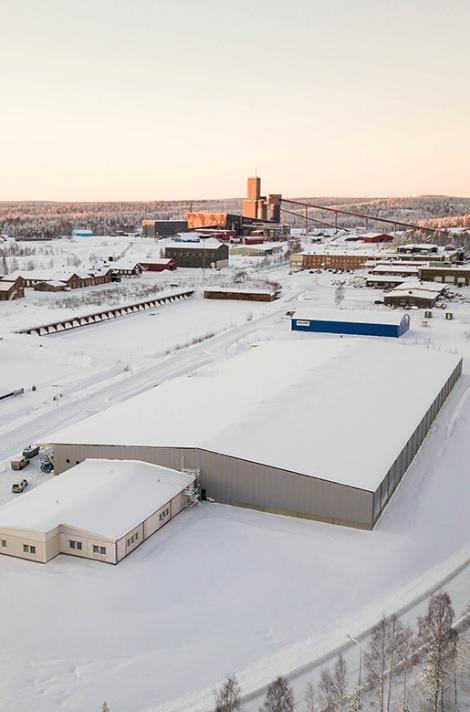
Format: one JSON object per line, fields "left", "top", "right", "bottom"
{"left": 1, "top": 540, "right": 6, "bottom": 548}
{"left": 69, "top": 540, "right": 82, "bottom": 551}
{"left": 93, "top": 545, "right": 99, "bottom": 554}
{"left": 23, "top": 544, "right": 36, "bottom": 554}
{"left": 99, "top": 546, "right": 106, "bottom": 555}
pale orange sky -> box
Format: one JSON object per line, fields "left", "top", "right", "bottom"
{"left": 1, "top": 0, "right": 469, "bottom": 200}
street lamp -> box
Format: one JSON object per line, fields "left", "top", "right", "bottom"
{"left": 347, "top": 634, "right": 364, "bottom": 706}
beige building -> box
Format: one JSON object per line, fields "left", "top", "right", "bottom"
{"left": 0, "top": 460, "right": 197, "bottom": 564}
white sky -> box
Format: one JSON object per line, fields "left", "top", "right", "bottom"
{"left": 1, "top": 0, "right": 469, "bottom": 200}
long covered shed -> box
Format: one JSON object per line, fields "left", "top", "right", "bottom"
{"left": 44, "top": 340, "right": 462, "bottom": 530}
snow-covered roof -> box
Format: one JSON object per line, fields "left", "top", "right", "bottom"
{"left": 44, "top": 340, "right": 461, "bottom": 492}
{"left": 10, "top": 270, "right": 84, "bottom": 282}
{"left": 386, "top": 288, "right": 439, "bottom": 300}
{"left": 399, "top": 243, "right": 438, "bottom": 250}
{"left": 0, "top": 460, "right": 193, "bottom": 540}
{"left": 391, "top": 281, "right": 445, "bottom": 294}
{"left": 204, "top": 286, "right": 276, "bottom": 295}
{"left": 139, "top": 258, "right": 174, "bottom": 265}
{"left": 292, "top": 308, "right": 408, "bottom": 326}
{"left": 167, "top": 238, "right": 224, "bottom": 250}
{"left": 0, "top": 281, "right": 15, "bottom": 291}
{"left": 109, "top": 260, "right": 142, "bottom": 270}
{"left": 371, "top": 265, "right": 420, "bottom": 274}
{"left": 42, "top": 280, "right": 67, "bottom": 288}
{"left": 366, "top": 275, "right": 409, "bottom": 283}
{"left": 420, "top": 265, "right": 470, "bottom": 272}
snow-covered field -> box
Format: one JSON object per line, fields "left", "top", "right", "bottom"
{"left": 0, "top": 236, "right": 469, "bottom": 711}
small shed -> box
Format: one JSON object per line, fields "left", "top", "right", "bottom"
{"left": 291, "top": 308, "right": 410, "bottom": 338}
{"left": 204, "top": 286, "right": 280, "bottom": 302}
{"left": 0, "top": 278, "right": 25, "bottom": 301}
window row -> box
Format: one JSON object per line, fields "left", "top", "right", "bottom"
{"left": 23, "top": 544, "right": 36, "bottom": 554}
{"left": 127, "top": 532, "right": 139, "bottom": 547}
{"left": 159, "top": 507, "right": 170, "bottom": 522}
{"left": 69, "top": 540, "right": 83, "bottom": 551}
{"left": 92, "top": 545, "right": 107, "bottom": 556}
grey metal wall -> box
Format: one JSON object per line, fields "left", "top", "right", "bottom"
{"left": 53, "top": 443, "right": 373, "bottom": 529}
{"left": 372, "top": 358, "right": 462, "bottom": 524}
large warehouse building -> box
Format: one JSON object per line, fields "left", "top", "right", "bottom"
{"left": 44, "top": 341, "right": 462, "bottom": 530}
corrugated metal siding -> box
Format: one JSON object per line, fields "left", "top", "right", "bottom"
{"left": 291, "top": 319, "right": 400, "bottom": 338}
{"left": 372, "top": 358, "right": 462, "bottom": 524}
{"left": 53, "top": 444, "right": 373, "bottom": 529}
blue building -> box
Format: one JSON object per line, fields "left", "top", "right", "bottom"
{"left": 72, "top": 229, "right": 94, "bottom": 238}
{"left": 291, "top": 309, "right": 410, "bottom": 338}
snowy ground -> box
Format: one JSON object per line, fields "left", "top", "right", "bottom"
{"left": 0, "top": 239, "right": 469, "bottom": 711}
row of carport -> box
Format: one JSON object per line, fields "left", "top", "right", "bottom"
{"left": 17, "top": 290, "right": 194, "bottom": 336}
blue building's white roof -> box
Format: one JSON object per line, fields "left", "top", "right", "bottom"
{"left": 44, "top": 340, "right": 461, "bottom": 492}
{"left": 292, "top": 308, "right": 408, "bottom": 326}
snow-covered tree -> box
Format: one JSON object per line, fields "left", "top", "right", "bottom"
{"left": 333, "top": 654, "right": 348, "bottom": 710}
{"left": 318, "top": 668, "right": 336, "bottom": 712}
{"left": 303, "top": 681, "right": 316, "bottom": 712}
{"left": 214, "top": 674, "right": 242, "bottom": 712}
{"left": 334, "top": 285, "right": 345, "bottom": 308}
{"left": 417, "top": 592, "right": 457, "bottom": 712}
{"left": 364, "top": 615, "right": 405, "bottom": 712}
{"left": 260, "top": 676, "right": 294, "bottom": 712}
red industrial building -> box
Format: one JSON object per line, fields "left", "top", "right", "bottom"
{"left": 242, "top": 234, "right": 265, "bottom": 245}
{"left": 360, "top": 233, "right": 394, "bottom": 243}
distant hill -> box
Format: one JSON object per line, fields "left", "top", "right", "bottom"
{"left": 1, "top": 195, "right": 469, "bottom": 238}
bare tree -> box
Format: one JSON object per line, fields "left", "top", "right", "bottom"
{"left": 333, "top": 654, "right": 348, "bottom": 711}
{"left": 398, "top": 625, "right": 414, "bottom": 712}
{"left": 364, "top": 617, "right": 388, "bottom": 712}
{"left": 318, "top": 669, "right": 336, "bottom": 712}
{"left": 101, "top": 703, "right": 110, "bottom": 712}
{"left": 417, "top": 592, "right": 457, "bottom": 712}
{"left": 456, "top": 609, "right": 470, "bottom": 707}
{"left": 214, "top": 674, "right": 242, "bottom": 712}
{"left": 260, "top": 676, "right": 294, "bottom": 712}
{"left": 303, "top": 681, "right": 316, "bottom": 712}
{"left": 364, "top": 615, "right": 405, "bottom": 712}
{"left": 384, "top": 615, "right": 405, "bottom": 712}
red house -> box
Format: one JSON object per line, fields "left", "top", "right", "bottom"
{"left": 139, "top": 259, "right": 177, "bottom": 272}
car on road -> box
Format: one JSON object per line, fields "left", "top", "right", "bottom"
{"left": 11, "top": 456, "right": 30, "bottom": 471}
{"left": 374, "top": 299, "right": 384, "bottom": 305}
{"left": 11, "top": 479, "right": 28, "bottom": 493}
